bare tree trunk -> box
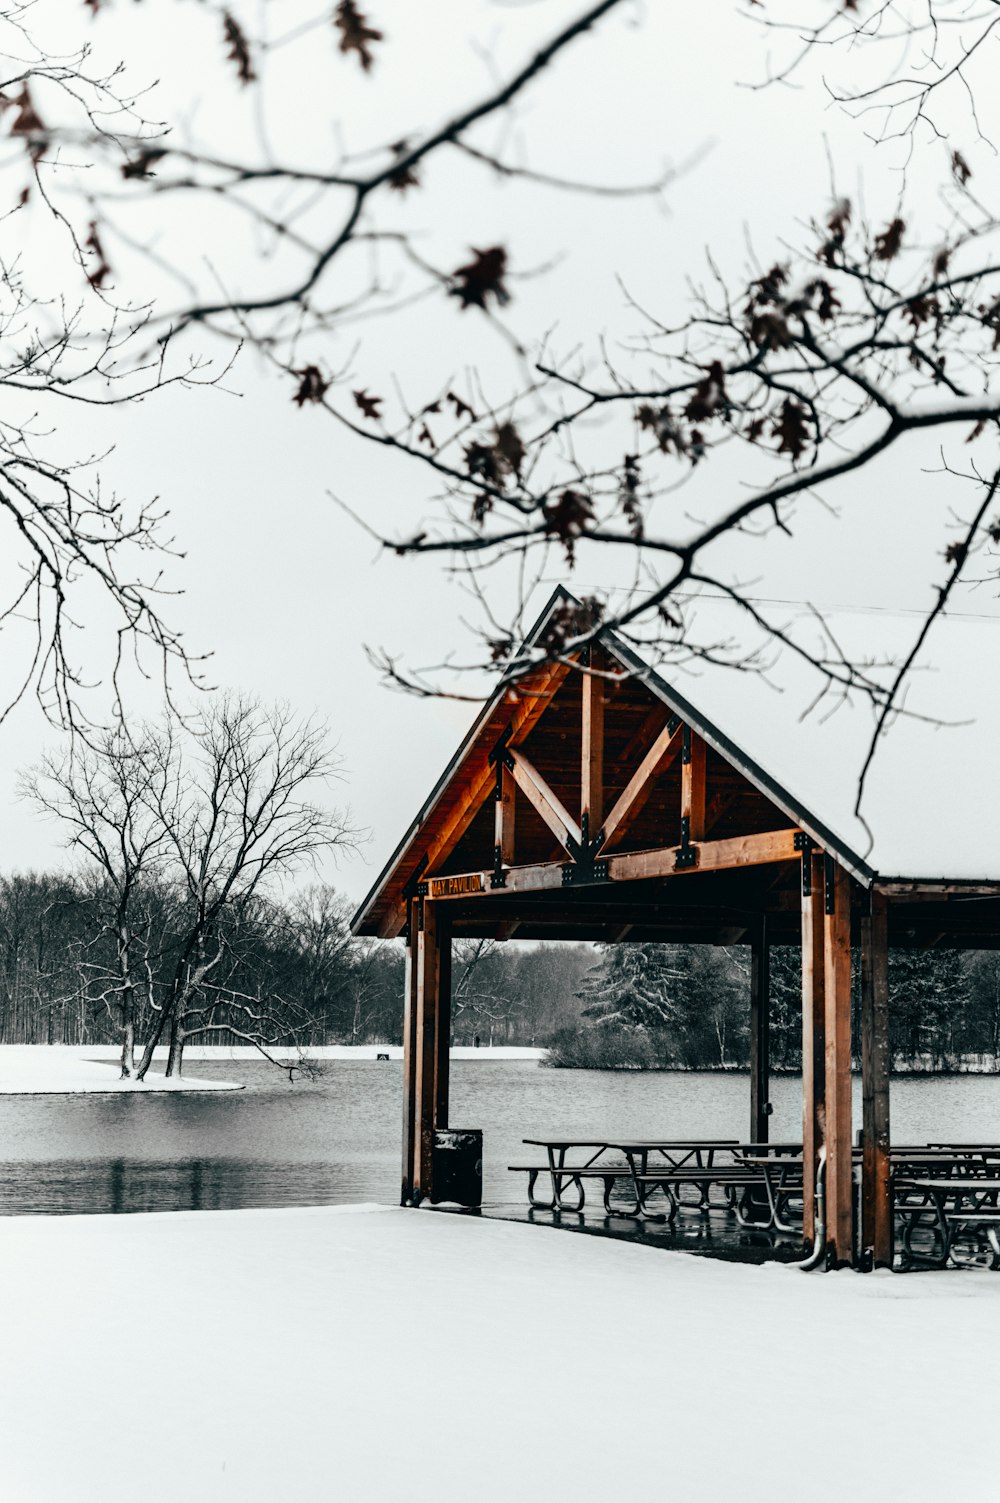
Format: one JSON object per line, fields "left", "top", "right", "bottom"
{"left": 135, "top": 996, "right": 174, "bottom": 1081}
{"left": 120, "top": 1016, "right": 136, "bottom": 1079}
{"left": 166, "top": 1012, "right": 184, "bottom": 1077}
{"left": 117, "top": 925, "right": 138, "bottom": 1078}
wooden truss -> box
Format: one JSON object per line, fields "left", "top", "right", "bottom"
{"left": 417, "top": 648, "right": 799, "bottom": 903}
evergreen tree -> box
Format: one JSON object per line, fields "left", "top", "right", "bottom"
{"left": 578, "top": 943, "right": 687, "bottom": 1034}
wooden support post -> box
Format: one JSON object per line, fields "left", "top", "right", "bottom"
{"left": 581, "top": 661, "right": 604, "bottom": 842}
{"left": 400, "top": 898, "right": 419, "bottom": 1205}
{"left": 494, "top": 762, "right": 515, "bottom": 868}
{"left": 861, "top": 889, "right": 892, "bottom": 1268}
{"left": 823, "top": 858, "right": 854, "bottom": 1267}
{"left": 413, "top": 898, "right": 441, "bottom": 1202}
{"left": 681, "top": 727, "right": 707, "bottom": 841}
{"left": 750, "top": 917, "right": 771, "bottom": 1143}
{"left": 801, "top": 850, "right": 826, "bottom": 1245}
{"left": 434, "top": 912, "right": 452, "bottom": 1133}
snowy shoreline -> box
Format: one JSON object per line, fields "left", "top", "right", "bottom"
{"left": 0, "top": 1045, "right": 244, "bottom": 1095}
{"left": 0, "top": 1042, "right": 544, "bottom": 1094}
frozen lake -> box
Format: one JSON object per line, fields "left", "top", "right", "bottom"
{"left": 1, "top": 1058, "right": 999, "bottom": 1214}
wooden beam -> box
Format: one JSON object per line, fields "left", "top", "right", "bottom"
{"left": 422, "top": 764, "right": 495, "bottom": 882}
{"left": 681, "top": 727, "right": 707, "bottom": 842}
{"left": 508, "top": 749, "right": 582, "bottom": 855}
{"left": 494, "top": 762, "right": 515, "bottom": 867}
{"left": 426, "top": 828, "right": 801, "bottom": 900}
{"left": 400, "top": 898, "right": 419, "bottom": 1205}
{"left": 861, "top": 889, "right": 892, "bottom": 1268}
{"left": 823, "top": 858, "right": 854, "bottom": 1267}
{"left": 601, "top": 717, "right": 683, "bottom": 851}
{"left": 610, "top": 828, "right": 799, "bottom": 882}
{"left": 412, "top": 655, "right": 577, "bottom": 894}
{"left": 619, "top": 702, "right": 667, "bottom": 764}
{"left": 801, "top": 851, "right": 826, "bottom": 1245}
{"left": 413, "top": 898, "right": 441, "bottom": 1201}
{"left": 750, "top": 917, "right": 771, "bottom": 1143}
{"left": 581, "top": 661, "right": 604, "bottom": 838}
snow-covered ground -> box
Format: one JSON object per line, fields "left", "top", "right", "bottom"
{"left": 0, "top": 1045, "right": 242, "bottom": 1094}
{"left": 0, "top": 1046, "right": 541, "bottom": 1094}
{"left": 1, "top": 1205, "right": 997, "bottom": 1503}
{"left": 0, "top": 1042, "right": 542, "bottom": 1093}
{"left": 73, "top": 1042, "right": 546, "bottom": 1061}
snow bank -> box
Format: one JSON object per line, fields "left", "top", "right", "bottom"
{"left": 0, "top": 1206, "right": 997, "bottom": 1502}
{"left": 1, "top": 1042, "right": 545, "bottom": 1064}
{"left": 0, "top": 1046, "right": 242, "bottom": 1094}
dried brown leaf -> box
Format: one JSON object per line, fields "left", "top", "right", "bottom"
{"left": 223, "top": 13, "right": 257, "bottom": 85}
{"left": 335, "top": 1, "right": 383, "bottom": 72}
{"left": 451, "top": 246, "right": 509, "bottom": 310}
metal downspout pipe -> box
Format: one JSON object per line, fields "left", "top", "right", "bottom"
{"left": 794, "top": 1147, "right": 828, "bottom": 1271}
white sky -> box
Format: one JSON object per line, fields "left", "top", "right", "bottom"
{"left": 3, "top": 1, "right": 999, "bottom": 901}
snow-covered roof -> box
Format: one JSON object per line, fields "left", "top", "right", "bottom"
{"left": 629, "top": 594, "right": 1000, "bottom": 885}
{"left": 352, "top": 588, "right": 1000, "bottom": 937}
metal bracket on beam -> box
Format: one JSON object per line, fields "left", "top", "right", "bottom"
{"left": 488, "top": 725, "right": 515, "bottom": 773}
{"left": 491, "top": 843, "right": 507, "bottom": 889}
{"left": 824, "top": 853, "right": 836, "bottom": 915}
{"left": 675, "top": 813, "right": 699, "bottom": 870}
{"left": 795, "top": 832, "right": 815, "bottom": 897}
{"left": 561, "top": 860, "right": 609, "bottom": 887}
{"left": 681, "top": 724, "right": 692, "bottom": 766}
{"left": 403, "top": 855, "right": 429, "bottom": 900}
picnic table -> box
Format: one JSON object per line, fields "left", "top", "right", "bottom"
{"left": 512, "top": 1138, "right": 740, "bottom": 1216}
{"left": 510, "top": 1137, "right": 1000, "bottom": 1262}
{"left": 896, "top": 1177, "right": 1000, "bottom": 1269}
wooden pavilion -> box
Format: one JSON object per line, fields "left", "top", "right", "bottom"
{"left": 351, "top": 589, "right": 1000, "bottom": 1269}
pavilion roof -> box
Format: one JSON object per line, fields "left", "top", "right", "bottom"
{"left": 351, "top": 588, "right": 1000, "bottom": 939}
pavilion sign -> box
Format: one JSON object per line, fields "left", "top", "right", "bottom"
{"left": 427, "top": 873, "right": 485, "bottom": 899}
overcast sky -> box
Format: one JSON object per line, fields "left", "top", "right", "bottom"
{"left": 3, "top": 1, "right": 999, "bottom": 904}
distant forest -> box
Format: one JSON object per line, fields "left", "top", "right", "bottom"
{"left": 0, "top": 874, "right": 590, "bottom": 1052}
{"left": 3, "top": 872, "right": 999, "bottom": 1071}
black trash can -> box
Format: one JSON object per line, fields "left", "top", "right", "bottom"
{"left": 431, "top": 1128, "right": 483, "bottom": 1207}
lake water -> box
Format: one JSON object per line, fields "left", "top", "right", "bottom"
{"left": 2, "top": 1059, "right": 999, "bottom": 1215}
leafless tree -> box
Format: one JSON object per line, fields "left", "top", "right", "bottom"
{"left": 8, "top": 2, "right": 1000, "bottom": 797}
{"left": 21, "top": 726, "right": 172, "bottom": 1075}
{"left": 284, "top": 883, "right": 355, "bottom": 1033}
{"left": 23, "top": 696, "right": 355, "bottom": 1076}
{"left": 452, "top": 937, "right": 524, "bottom": 1045}
{"left": 0, "top": 5, "right": 233, "bottom": 730}
{"left": 136, "top": 696, "right": 356, "bottom": 1077}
